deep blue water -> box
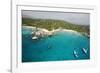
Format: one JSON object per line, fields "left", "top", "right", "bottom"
{"left": 22, "top": 26, "right": 90, "bottom": 62}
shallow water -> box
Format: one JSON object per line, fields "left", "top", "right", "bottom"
{"left": 22, "top": 26, "right": 90, "bottom": 62}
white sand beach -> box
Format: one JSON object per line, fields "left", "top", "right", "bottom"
{"left": 23, "top": 25, "right": 82, "bottom": 39}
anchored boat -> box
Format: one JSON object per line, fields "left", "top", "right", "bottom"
{"left": 73, "top": 50, "right": 78, "bottom": 58}
{"left": 82, "top": 48, "right": 87, "bottom": 55}
{"left": 32, "top": 36, "right": 38, "bottom": 40}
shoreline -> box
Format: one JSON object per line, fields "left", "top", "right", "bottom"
{"left": 23, "top": 26, "right": 79, "bottom": 33}
{"left": 22, "top": 25, "right": 89, "bottom": 38}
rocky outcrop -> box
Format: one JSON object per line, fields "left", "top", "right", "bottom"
{"left": 32, "top": 28, "right": 53, "bottom": 39}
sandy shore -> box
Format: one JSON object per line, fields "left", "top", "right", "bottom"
{"left": 23, "top": 26, "right": 81, "bottom": 36}
{"left": 22, "top": 26, "right": 36, "bottom": 29}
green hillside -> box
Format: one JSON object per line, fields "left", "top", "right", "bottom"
{"left": 22, "top": 18, "right": 90, "bottom": 36}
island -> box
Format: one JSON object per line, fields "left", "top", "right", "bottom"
{"left": 22, "top": 18, "right": 90, "bottom": 38}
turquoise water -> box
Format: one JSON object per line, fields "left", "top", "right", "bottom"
{"left": 22, "top": 26, "right": 90, "bottom": 62}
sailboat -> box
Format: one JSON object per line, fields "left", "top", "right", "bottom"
{"left": 32, "top": 36, "right": 38, "bottom": 39}
{"left": 82, "top": 48, "right": 87, "bottom": 55}
{"left": 73, "top": 50, "right": 78, "bottom": 58}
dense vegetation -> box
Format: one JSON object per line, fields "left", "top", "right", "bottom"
{"left": 22, "top": 18, "right": 90, "bottom": 36}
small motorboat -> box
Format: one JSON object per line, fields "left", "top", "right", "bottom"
{"left": 73, "top": 50, "right": 78, "bottom": 58}
{"left": 82, "top": 48, "right": 87, "bottom": 55}
{"left": 32, "top": 36, "right": 38, "bottom": 40}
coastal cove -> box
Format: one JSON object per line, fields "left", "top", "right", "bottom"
{"left": 22, "top": 18, "right": 90, "bottom": 36}
{"left": 22, "top": 26, "right": 82, "bottom": 39}
{"left": 22, "top": 25, "right": 90, "bottom": 62}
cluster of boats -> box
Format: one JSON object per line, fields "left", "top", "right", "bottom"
{"left": 73, "top": 48, "right": 88, "bottom": 58}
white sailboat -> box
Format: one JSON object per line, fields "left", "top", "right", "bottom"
{"left": 32, "top": 36, "right": 38, "bottom": 40}
{"left": 73, "top": 50, "right": 78, "bottom": 58}
{"left": 82, "top": 48, "right": 87, "bottom": 54}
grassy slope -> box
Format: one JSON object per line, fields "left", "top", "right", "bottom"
{"left": 22, "top": 18, "right": 90, "bottom": 35}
